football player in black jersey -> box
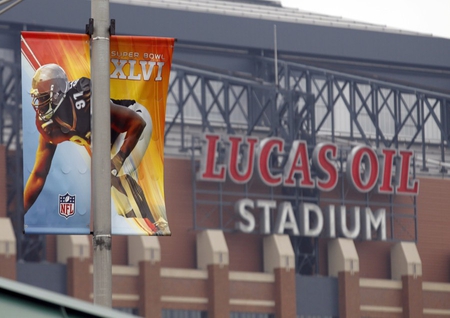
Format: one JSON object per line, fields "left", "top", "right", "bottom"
{"left": 24, "top": 63, "right": 161, "bottom": 234}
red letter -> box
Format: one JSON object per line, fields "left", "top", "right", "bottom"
{"left": 197, "top": 134, "right": 226, "bottom": 181}
{"left": 312, "top": 143, "right": 338, "bottom": 191}
{"left": 378, "top": 148, "right": 396, "bottom": 194}
{"left": 283, "top": 140, "right": 315, "bottom": 188}
{"left": 347, "top": 145, "right": 379, "bottom": 193}
{"left": 257, "top": 138, "right": 284, "bottom": 186}
{"left": 227, "top": 136, "right": 258, "bottom": 184}
{"left": 396, "top": 150, "right": 419, "bottom": 195}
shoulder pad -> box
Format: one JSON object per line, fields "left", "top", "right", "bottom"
{"left": 69, "top": 77, "right": 91, "bottom": 92}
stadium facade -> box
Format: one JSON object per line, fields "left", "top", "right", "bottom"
{"left": 1, "top": 0, "right": 450, "bottom": 317}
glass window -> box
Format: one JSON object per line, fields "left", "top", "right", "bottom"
{"left": 230, "top": 313, "right": 274, "bottom": 318}
{"left": 162, "top": 309, "right": 207, "bottom": 318}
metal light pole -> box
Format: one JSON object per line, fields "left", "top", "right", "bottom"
{"left": 91, "top": 0, "right": 112, "bottom": 307}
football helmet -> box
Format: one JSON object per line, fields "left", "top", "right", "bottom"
{"left": 30, "top": 64, "right": 68, "bottom": 121}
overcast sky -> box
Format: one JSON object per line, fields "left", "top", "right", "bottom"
{"left": 280, "top": 0, "right": 450, "bottom": 39}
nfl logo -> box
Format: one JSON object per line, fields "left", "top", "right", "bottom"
{"left": 59, "top": 193, "right": 76, "bottom": 218}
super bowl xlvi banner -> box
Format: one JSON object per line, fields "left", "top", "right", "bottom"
{"left": 21, "top": 31, "right": 174, "bottom": 235}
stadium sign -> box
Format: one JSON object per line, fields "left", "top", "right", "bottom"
{"left": 196, "top": 133, "right": 420, "bottom": 241}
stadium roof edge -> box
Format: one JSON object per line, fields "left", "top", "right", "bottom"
{"left": 111, "top": 0, "right": 432, "bottom": 37}
{"left": 1, "top": 0, "right": 449, "bottom": 70}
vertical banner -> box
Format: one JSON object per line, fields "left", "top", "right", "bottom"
{"left": 21, "top": 31, "right": 174, "bottom": 235}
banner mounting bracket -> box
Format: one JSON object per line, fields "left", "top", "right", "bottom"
{"left": 109, "top": 19, "right": 116, "bottom": 36}
{"left": 85, "top": 18, "right": 94, "bottom": 37}
{"left": 85, "top": 18, "right": 114, "bottom": 37}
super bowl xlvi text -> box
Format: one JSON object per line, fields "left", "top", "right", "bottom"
{"left": 111, "top": 51, "right": 166, "bottom": 60}
{"left": 110, "top": 59, "right": 165, "bottom": 81}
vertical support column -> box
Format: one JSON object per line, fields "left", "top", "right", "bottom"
{"left": 328, "top": 238, "right": 360, "bottom": 318}
{"left": 402, "top": 275, "right": 423, "bottom": 318}
{"left": 0, "top": 146, "right": 13, "bottom": 265}
{"left": 263, "top": 234, "right": 296, "bottom": 317}
{"left": 67, "top": 257, "right": 92, "bottom": 301}
{"left": 207, "top": 263, "right": 230, "bottom": 318}
{"left": 197, "top": 230, "right": 229, "bottom": 318}
{"left": 391, "top": 242, "right": 423, "bottom": 318}
{"left": 139, "top": 260, "right": 161, "bottom": 318}
{"left": 338, "top": 271, "right": 360, "bottom": 318}
{"left": 0, "top": 146, "right": 7, "bottom": 219}
{"left": 0, "top": 218, "right": 16, "bottom": 280}
{"left": 58, "top": 235, "right": 91, "bottom": 301}
{"left": 128, "top": 236, "right": 161, "bottom": 318}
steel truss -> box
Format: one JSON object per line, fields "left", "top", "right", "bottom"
{"left": 271, "top": 58, "right": 450, "bottom": 172}
{"left": 170, "top": 58, "right": 450, "bottom": 170}
{"left": 0, "top": 59, "right": 25, "bottom": 259}
{"left": 3, "top": 55, "right": 450, "bottom": 270}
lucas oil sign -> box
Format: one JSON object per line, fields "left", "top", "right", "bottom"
{"left": 196, "top": 133, "right": 419, "bottom": 241}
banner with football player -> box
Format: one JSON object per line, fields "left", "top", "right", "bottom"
{"left": 21, "top": 31, "right": 174, "bottom": 235}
